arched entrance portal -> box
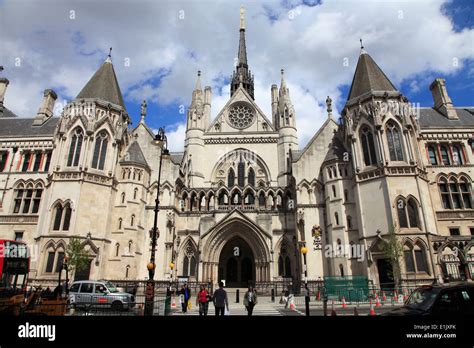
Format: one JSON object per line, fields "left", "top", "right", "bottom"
{"left": 218, "top": 236, "right": 255, "bottom": 287}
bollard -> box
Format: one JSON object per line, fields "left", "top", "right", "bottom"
{"left": 271, "top": 288, "right": 275, "bottom": 302}
{"left": 236, "top": 289, "right": 239, "bottom": 303}
{"left": 323, "top": 298, "right": 328, "bottom": 316}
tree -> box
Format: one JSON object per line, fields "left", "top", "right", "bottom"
{"left": 65, "top": 238, "right": 90, "bottom": 275}
{"left": 380, "top": 224, "right": 404, "bottom": 289}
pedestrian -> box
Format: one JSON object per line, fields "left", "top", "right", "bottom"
{"left": 212, "top": 281, "right": 229, "bottom": 316}
{"left": 284, "top": 287, "right": 290, "bottom": 309}
{"left": 179, "top": 283, "right": 191, "bottom": 313}
{"left": 243, "top": 286, "right": 257, "bottom": 316}
{"left": 196, "top": 285, "right": 211, "bottom": 316}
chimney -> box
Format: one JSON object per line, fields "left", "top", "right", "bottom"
{"left": 429, "top": 78, "right": 458, "bottom": 120}
{"left": 0, "top": 77, "right": 9, "bottom": 114}
{"left": 33, "top": 89, "right": 57, "bottom": 126}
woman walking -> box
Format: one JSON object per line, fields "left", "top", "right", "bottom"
{"left": 196, "top": 285, "right": 210, "bottom": 316}
{"left": 243, "top": 286, "right": 258, "bottom": 316}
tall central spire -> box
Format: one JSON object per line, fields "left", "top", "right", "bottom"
{"left": 231, "top": 6, "right": 254, "bottom": 99}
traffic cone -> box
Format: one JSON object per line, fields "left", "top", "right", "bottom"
{"left": 375, "top": 296, "right": 382, "bottom": 307}
{"left": 369, "top": 300, "right": 376, "bottom": 316}
{"left": 316, "top": 290, "right": 321, "bottom": 301}
{"left": 171, "top": 295, "right": 176, "bottom": 308}
{"left": 331, "top": 300, "right": 337, "bottom": 316}
{"left": 289, "top": 301, "right": 295, "bottom": 310}
{"left": 382, "top": 291, "right": 387, "bottom": 302}
{"left": 353, "top": 307, "right": 359, "bottom": 316}
{"left": 341, "top": 296, "right": 347, "bottom": 308}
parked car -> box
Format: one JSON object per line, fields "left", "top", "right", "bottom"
{"left": 68, "top": 280, "right": 135, "bottom": 311}
{"left": 383, "top": 282, "right": 474, "bottom": 315}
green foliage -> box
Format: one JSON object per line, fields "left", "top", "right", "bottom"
{"left": 66, "top": 238, "right": 90, "bottom": 273}
{"left": 380, "top": 225, "right": 403, "bottom": 287}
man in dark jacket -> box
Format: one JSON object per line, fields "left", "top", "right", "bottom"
{"left": 179, "top": 283, "right": 191, "bottom": 313}
{"left": 212, "top": 281, "right": 229, "bottom": 316}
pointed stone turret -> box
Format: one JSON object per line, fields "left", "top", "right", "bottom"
{"left": 230, "top": 6, "right": 254, "bottom": 99}
{"left": 346, "top": 48, "right": 399, "bottom": 104}
{"left": 184, "top": 71, "right": 207, "bottom": 187}
{"left": 276, "top": 69, "right": 298, "bottom": 186}
{"left": 76, "top": 53, "right": 126, "bottom": 109}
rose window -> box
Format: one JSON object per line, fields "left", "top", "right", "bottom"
{"left": 228, "top": 103, "right": 255, "bottom": 129}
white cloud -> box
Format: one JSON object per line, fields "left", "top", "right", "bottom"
{"left": 1, "top": 0, "right": 473, "bottom": 153}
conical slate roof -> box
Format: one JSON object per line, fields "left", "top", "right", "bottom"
{"left": 76, "top": 58, "right": 125, "bottom": 109}
{"left": 121, "top": 141, "right": 148, "bottom": 167}
{"left": 347, "top": 51, "right": 398, "bottom": 102}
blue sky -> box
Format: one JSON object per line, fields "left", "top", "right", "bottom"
{"left": 0, "top": 0, "right": 473, "bottom": 151}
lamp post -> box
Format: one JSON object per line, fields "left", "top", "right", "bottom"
{"left": 301, "top": 246, "right": 310, "bottom": 316}
{"left": 58, "top": 255, "right": 69, "bottom": 298}
{"left": 144, "top": 127, "right": 168, "bottom": 316}
{"left": 169, "top": 262, "right": 174, "bottom": 295}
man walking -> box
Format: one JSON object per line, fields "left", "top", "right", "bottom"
{"left": 212, "top": 281, "right": 229, "bottom": 316}
{"left": 179, "top": 283, "right": 191, "bottom": 313}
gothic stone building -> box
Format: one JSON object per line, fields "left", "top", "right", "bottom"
{"left": 0, "top": 14, "right": 473, "bottom": 289}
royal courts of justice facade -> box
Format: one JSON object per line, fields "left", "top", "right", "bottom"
{"left": 0, "top": 11, "right": 473, "bottom": 289}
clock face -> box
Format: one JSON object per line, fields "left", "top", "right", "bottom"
{"left": 228, "top": 103, "right": 255, "bottom": 129}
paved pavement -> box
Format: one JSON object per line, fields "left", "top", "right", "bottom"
{"left": 170, "top": 296, "right": 403, "bottom": 316}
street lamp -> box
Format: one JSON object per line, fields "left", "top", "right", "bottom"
{"left": 301, "top": 246, "right": 310, "bottom": 316}
{"left": 144, "top": 127, "right": 168, "bottom": 316}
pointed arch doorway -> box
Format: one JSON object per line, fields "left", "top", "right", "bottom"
{"left": 218, "top": 236, "right": 255, "bottom": 287}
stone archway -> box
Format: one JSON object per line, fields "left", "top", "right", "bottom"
{"left": 200, "top": 213, "right": 271, "bottom": 286}
{"left": 218, "top": 236, "right": 255, "bottom": 287}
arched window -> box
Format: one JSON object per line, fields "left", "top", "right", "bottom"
{"left": 407, "top": 199, "right": 419, "bottom": 228}
{"left": 131, "top": 215, "right": 135, "bottom": 227}
{"left": 128, "top": 240, "right": 133, "bottom": 254}
{"left": 118, "top": 218, "right": 122, "bottom": 230}
{"left": 397, "top": 197, "right": 420, "bottom": 228}
{"left": 452, "top": 145, "right": 463, "bottom": 165}
{"left": 414, "top": 243, "right": 427, "bottom": 273}
{"left": 238, "top": 161, "right": 245, "bottom": 187}
{"left": 134, "top": 188, "right": 138, "bottom": 200}
{"left": 53, "top": 205, "right": 63, "bottom": 231}
{"left": 360, "top": 127, "right": 377, "bottom": 166}
{"left": 183, "top": 256, "right": 189, "bottom": 276}
{"left": 258, "top": 192, "right": 266, "bottom": 207}
{"left": 67, "top": 128, "right": 83, "bottom": 167}
{"left": 12, "top": 182, "right": 43, "bottom": 214}
{"left": 62, "top": 204, "right": 72, "bottom": 231}
{"left": 125, "top": 265, "right": 130, "bottom": 278}
{"left": 344, "top": 189, "right": 348, "bottom": 202}
{"left": 439, "top": 177, "right": 472, "bottom": 209}
{"left": 334, "top": 212, "right": 339, "bottom": 225}
{"left": 227, "top": 168, "right": 235, "bottom": 187}
{"left": 328, "top": 167, "right": 332, "bottom": 179}
{"left": 190, "top": 256, "right": 196, "bottom": 277}
{"left": 332, "top": 185, "right": 336, "bottom": 198}
{"left": 52, "top": 202, "right": 72, "bottom": 231}
{"left": 218, "top": 191, "right": 228, "bottom": 205}
{"left": 278, "top": 256, "right": 284, "bottom": 276}
{"left": 115, "top": 243, "right": 120, "bottom": 257}
{"left": 386, "top": 122, "right": 404, "bottom": 161}
{"left": 440, "top": 146, "right": 451, "bottom": 165}
{"left": 427, "top": 146, "right": 438, "bottom": 165}
{"left": 284, "top": 256, "right": 291, "bottom": 277}
{"left": 121, "top": 192, "right": 125, "bottom": 204}
{"left": 248, "top": 168, "right": 255, "bottom": 187}
{"left": 91, "top": 131, "right": 108, "bottom": 170}
{"left": 339, "top": 264, "right": 344, "bottom": 277}
{"left": 404, "top": 244, "right": 415, "bottom": 272}
{"left": 245, "top": 192, "right": 255, "bottom": 205}
{"left": 347, "top": 216, "right": 352, "bottom": 229}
